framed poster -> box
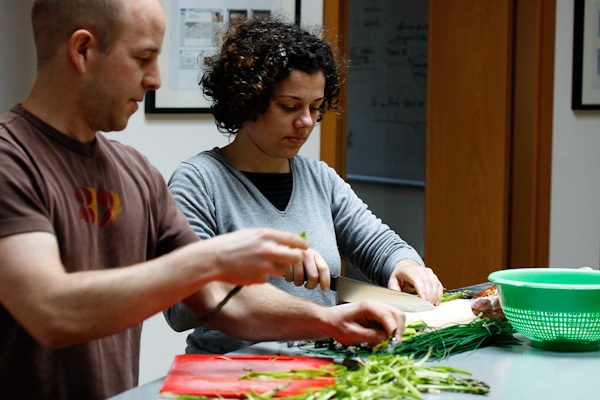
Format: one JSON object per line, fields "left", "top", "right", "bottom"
{"left": 572, "top": 0, "right": 600, "bottom": 109}
{"left": 146, "top": 0, "right": 299, "bottom": 114}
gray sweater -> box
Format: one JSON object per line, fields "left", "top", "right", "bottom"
{"left": 164, "top": 148, "right": 424, "bottom": 353}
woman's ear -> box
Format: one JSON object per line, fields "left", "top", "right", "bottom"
{"left": 68, "top": 29, "right": 95, "bottom": 74}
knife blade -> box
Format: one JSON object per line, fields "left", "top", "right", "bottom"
{"left": 331, "top": 276, "right": 435, "bottom": 312}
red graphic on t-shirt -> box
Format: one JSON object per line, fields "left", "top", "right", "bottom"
{"left": 75, "top": 187, "right": 122, "bottom": 227}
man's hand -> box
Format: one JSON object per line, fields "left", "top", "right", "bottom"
{"left": 207, "top": 228, "right": 308, "bottom": 286}
{"left": 322, "top": 300, "right": 406, "bottom": 347}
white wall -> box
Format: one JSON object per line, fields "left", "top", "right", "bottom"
{"left": 0, "top": 0, "right": 35, "bottom": 112}
{"left": 549, "top": 0, "right": 600, "bottom": 269}
{"left": 2, "top": 0, "right": 599, "bottom": 387}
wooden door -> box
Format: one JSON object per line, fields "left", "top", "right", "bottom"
{"left": 320, "top": 1, "right": 348, "bottom": 178}
{"left": 321, "top": 0, "right": 555, "bottom": 289}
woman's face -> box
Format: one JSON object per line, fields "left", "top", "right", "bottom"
{"left": 239, "top": 69, "right": 326, "bottom": 162}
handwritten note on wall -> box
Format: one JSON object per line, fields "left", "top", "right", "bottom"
{"left": 346, "top": 0, "right": 428, "bottom": 184}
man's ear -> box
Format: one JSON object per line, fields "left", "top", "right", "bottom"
{"left": 69, "top": 29, "right": 95, "bottom": 74}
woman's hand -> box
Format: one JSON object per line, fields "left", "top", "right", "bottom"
{"left": 387, "top": 259, "right": 443, "bottom": 305}
{"left": 284, "top": 248, "right": 331, "bottom": 291}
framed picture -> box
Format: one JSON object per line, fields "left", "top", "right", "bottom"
{"left": 572, "top": 0, "right": 600, "bottom": 109}
{"left": 146, "top": 0, "right": 300, "bottom": 114}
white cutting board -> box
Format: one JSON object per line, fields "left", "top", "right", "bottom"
{"left": 405, "top": 299, "right": 476, "bottom": 328}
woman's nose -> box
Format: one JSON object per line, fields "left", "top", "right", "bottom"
{"left": 295, "top": 107, "right": 315, "bottom": 127}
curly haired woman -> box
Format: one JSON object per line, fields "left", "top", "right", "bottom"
{"left": 165, "top": 17, "right": 443, "bottom": 354}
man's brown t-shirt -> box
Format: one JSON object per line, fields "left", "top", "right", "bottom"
{"left": 0, "top": 105, "right": 198, "bottom": 399}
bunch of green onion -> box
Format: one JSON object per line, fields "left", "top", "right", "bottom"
{"left": 393, "top": 317, "right": 520, "bottom": 359}
{"left": 305, "top": 317, "right": 519, "bottom": 361}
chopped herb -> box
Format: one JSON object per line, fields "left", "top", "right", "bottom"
{"left": 238, "top": 349, "right": 490, "bottom": 399}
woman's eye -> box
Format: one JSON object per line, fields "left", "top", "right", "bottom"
{"left": 279, "top": 103, "right": 322, "bottom": 114}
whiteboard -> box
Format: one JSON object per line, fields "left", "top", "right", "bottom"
{"left": 346, "top": 0, "right": 428, "bottom": 186}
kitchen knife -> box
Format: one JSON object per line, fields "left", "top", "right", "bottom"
{"left": 331, "top": 275, "right": 435, "bottom": 312}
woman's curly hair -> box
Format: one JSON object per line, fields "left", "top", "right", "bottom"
{"left": 201, "top": 17, "right": 342, "bottom": 134}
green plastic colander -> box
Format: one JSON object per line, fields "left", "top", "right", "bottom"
{"left": 488, "top": 268, "right": 600, "bottom": 351}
